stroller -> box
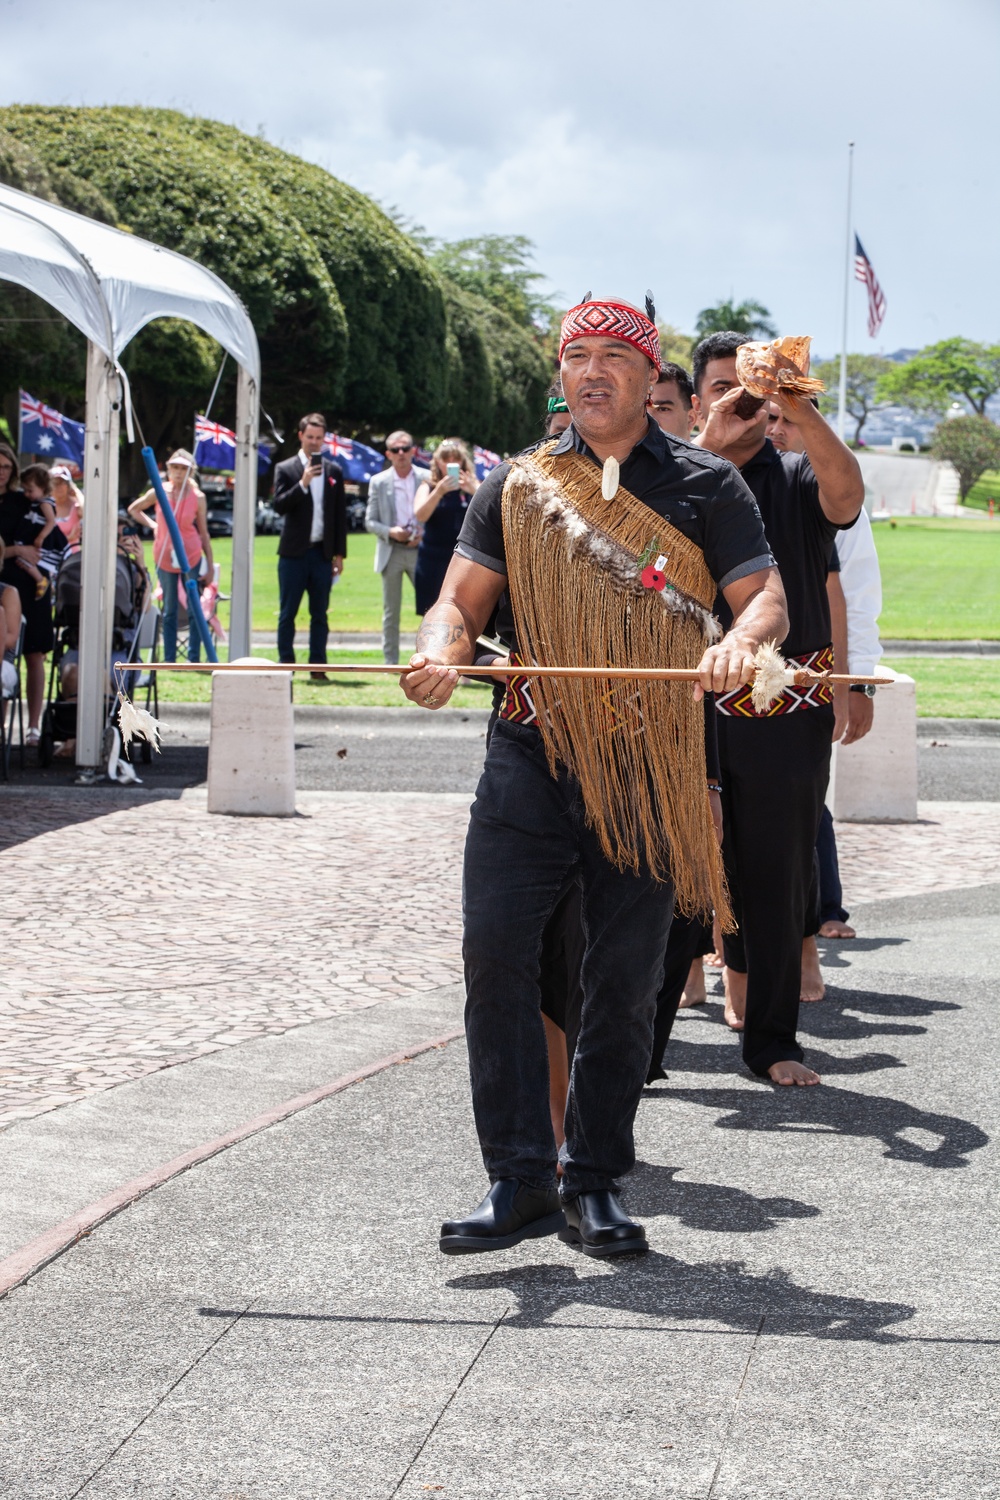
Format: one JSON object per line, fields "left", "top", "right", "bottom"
{"left": 38, "top": 547, "right": 157, "bottom": 772}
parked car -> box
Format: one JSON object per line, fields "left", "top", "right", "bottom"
{"left": 256, "top": 500, "right": 282, "bottom": 535}
{"left": 201, "top": 476, "right": 234, "bottom": 537}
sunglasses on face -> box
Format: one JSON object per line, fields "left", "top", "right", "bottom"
{"left": 387, "top": 445, "right": 413, "bottom": 455}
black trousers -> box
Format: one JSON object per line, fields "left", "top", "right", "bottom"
{"left": 646, "top": 914, "right": 713, "bottom": 1081}
{"left": 816, "top": 805, "right": 849, "bottom": 923}
{"left": 464, "top": 720, "right": 676, "bottom": 1197}
{"left": 717, "top": 705, "right": 833, "bottom": 1075}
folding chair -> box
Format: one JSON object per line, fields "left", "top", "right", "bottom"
{"left": 1, "top": 619, "right": 26, "bottom": 780}
{"left": 131, "top": 603, "right": 161, "bottom": 718}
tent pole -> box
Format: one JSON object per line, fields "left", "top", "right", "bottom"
{"left": 76, "top": 342, "right": 120, "bottom": 775}
{"left": 230, "top": 364, "right": 257, "bottom": 659}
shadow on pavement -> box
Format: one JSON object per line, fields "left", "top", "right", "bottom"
{"left": 796, "top": 986, "right": 960, "bottom": 1042}
{"left": 448, "top": 1253, "right": 916, "bottom": 1342}
{"left": 644, "top": 1085, "right": 988, "bottom": 1168}
{"left": 625, "top": 1162, "right": 820, "bottom": 1234}
{"left": 661, "top": 1031, "right": 905, "bottom": 1078}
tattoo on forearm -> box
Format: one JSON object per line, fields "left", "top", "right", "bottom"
{"left": 416, "top": 621, "right": 465, "bottom": 652}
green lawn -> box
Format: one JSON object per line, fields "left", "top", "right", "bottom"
{"left": 153, "top": 648, "right": 494, "bottom": 710}
{"left": 151, "top": 520, "right": 997, "bottom": 720}
{"left": 963, "top": 470, "right": 1000, "bottom": 514}
{"left": 882, "top": 657, "right": 1000, "bottom": 719}
{"left": 209, "top": 532, "right": 421, "bottom": 636}
{"left": 872, "top": 517, "right": 1000, "bottom": 638}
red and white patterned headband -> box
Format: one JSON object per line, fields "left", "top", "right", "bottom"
{"left": 559, "top": 300, "right": 662, "bottom": 370}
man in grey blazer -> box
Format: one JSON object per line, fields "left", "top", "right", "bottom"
{"left": 365, "top": 430, "right": 430, "bottom": 663}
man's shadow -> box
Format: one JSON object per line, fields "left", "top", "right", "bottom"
{"left": 623, "top": 1162, "right": 820, "bottom": 1234}
{"left": 643, "top": 1084, "right": 988, "bottom": 1168}
{"left": 448, "top": 1252, "right": 915, "bottom": 1342}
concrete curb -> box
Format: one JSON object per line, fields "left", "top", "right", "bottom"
{"left": 0, "top": 1028, "right": 463, "bottom": 1300}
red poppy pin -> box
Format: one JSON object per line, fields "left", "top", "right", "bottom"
{"left": 640, "top": 563, "right": 666, "bottom": 592}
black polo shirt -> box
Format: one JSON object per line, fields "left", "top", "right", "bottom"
{"left": 456, "top": 419, "right": 774, "bottom": 655}
{"left": 719, "top": 439, "right": 856, "bottom": 659}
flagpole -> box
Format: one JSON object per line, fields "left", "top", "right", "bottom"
{"left": 837, "top": 141, "right": 855, "bottom": 442}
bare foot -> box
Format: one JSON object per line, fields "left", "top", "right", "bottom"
{"left": 723, "top": 967, "right": 746, "bottom": 1031}
{"left": 800, "top": 936, "right": 826, "bottom": 1002}
{"left": 679, "top": 956, "right": 707, "bottom": 1008}
{"left": 704, "top": 916, "right": 725, "bottom": 967}
{"left": 767, "top": 1059, "right": 821, "bottom": 1086}
{"left": 818, "top": 919, "right": 856, "bottom": 939}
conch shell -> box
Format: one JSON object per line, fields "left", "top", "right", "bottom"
{"left": 735, "top": 336, "right": 826, "bottom": 410}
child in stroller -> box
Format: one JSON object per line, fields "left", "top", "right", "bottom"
{"left": 40, "top": 516, "right": 151, "bottom": 770}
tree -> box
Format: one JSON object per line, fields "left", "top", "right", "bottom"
{"left": 694, "top": 299, "right": 776, "bottom": 340}
{"left": 0, "top": 106, "right": 556, "bottom": 457}
{"left": 656, "top": 324, "right": 694, "bottom": 368}
{"left": 930, "top": 415, "right": 1000, "bottom": 499}
{"left": 875, "top": 338, "right": 1000, "bottom": 417}
{"left": 814, "top": 354, "right": 895, "bottom": 445}
{"left": 427, "top": 235, "right": 556, "bottom": 331}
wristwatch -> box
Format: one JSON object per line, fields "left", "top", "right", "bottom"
{"left": 849, "top": 683, "right": 876, "bottom": 697}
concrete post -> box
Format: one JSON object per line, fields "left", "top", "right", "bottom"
{"left": 229, "top": 364, "right": 258, "bottom": 660}
{"left": 828, "top": 672, "right": 918, "bottom": 822}
{"left": 76, "top": 342, "right": 121, "bottom": 773}
{"left": 206, "top": 659, "right": 295, "bottom": 816}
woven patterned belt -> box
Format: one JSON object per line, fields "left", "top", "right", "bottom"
{"left": 498, "top": 654, "right": 538, "bottom": 726}
{"left": 716, "top": 645, "right": 835, "bottom": 718}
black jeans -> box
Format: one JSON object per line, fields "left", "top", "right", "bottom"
{"left": 717, "top": 705, "right": 833, "bottom": 1076}
{"left": 277, "top": 545, "right": 331, "bottom": 664}
{"left": 463, "top": 719, "right": 676, "bottom": 1198}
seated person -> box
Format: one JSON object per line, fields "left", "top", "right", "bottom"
{"left": 51, "top": 516, "right": 151, "bottom": 758}
{"left": 0, "top": 547, "right": 24, "bottom": 697}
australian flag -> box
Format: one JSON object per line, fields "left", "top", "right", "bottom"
{"left": 322, "top": 432, "right": 384, "bottom": 483}
{"left": 195, "top": 414, "right": 272, "bottom": 476}
{"left": 474, "top": 444, "right": 502, "bottom": 482}
{"left": 19, "top": 391, "right": 85, "bottom": 469}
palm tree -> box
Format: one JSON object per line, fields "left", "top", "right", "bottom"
{"left": 694, "top": 299, "right": 777, "bottom": 340}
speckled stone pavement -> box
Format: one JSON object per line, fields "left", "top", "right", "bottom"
{"left": 1, "top": 791, "right": 998, "bottom": 1129}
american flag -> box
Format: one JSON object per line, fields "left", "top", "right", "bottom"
{"left": 854, "top": 235, "right": 886, "bottom": 339}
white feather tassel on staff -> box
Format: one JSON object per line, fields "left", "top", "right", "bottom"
{"left": 117, "top": 693, "right": 164, "bottom": 751}
{"left": 750, "top": 640, "right": 797, "bottom": 713}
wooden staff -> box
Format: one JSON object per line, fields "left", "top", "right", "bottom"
{"left": 119, "top": 661, "right": 895, "bottom": 686}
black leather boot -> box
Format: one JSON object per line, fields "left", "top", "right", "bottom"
{"left": 559, "top": 1189, "right": 648, "bottom": 1257}
{"left": 440, "top": 1179, "right": 564, "bottom": 1255}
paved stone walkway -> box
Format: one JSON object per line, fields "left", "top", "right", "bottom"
{"left": 1, "top": 792, "right": 998, "bottom": 1129}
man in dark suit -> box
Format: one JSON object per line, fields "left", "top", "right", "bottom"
{"left": 272, "top": 411, "right": 348, "bottom": 680}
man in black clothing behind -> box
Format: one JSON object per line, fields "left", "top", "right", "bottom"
{"left": 272, "top": 412, "right": 348, "bottom": 679}
{"left": 690, "top": 331, "right": 864, "bottom": 1086}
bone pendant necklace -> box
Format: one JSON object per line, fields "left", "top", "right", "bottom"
{"left": 601, "top": 455, "right": 620, "bottom": 500}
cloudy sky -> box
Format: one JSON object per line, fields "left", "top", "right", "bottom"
{"left": 2, "top": 0, "right": 996, "bottom": 355}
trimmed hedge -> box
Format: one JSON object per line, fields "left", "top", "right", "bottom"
{"left": 0, "top": 106, "right": 552, "bottom": 453}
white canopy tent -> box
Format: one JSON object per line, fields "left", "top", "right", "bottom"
{"left": 0, "top": 183, "right": 260, "bottom": 772}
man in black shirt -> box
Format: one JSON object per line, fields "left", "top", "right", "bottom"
{"left": 691, "top": 331, "right": 864, "bottom": 1086}
{"left": 399, "top": 298, "right": 787, "bottom": 1260}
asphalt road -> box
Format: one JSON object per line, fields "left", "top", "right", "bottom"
{"left": 6, "top": 705, "right": 999, "bottom": 800}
